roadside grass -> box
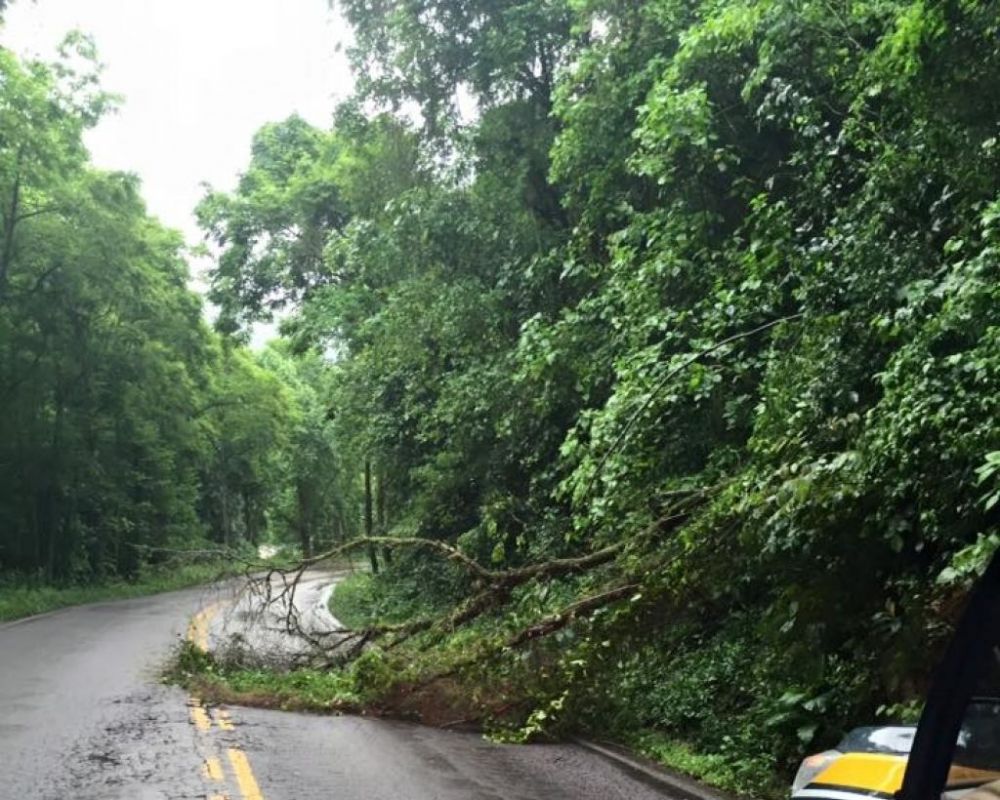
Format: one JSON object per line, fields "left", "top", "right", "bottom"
{"left": 0, "top": 562, "right": 229, "bottom": 623}
{"left": 328, "top": 566, "right": 444, "bottom": 628}
{"left": 627, "top": 731, "right": 783, "bottom": 799}
{"left": 327, "top": 570, "right": 376, "bottom": 628}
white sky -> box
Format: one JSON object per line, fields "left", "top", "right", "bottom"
{"left": 1, "top": 0, "right": 353, "bottom": 344}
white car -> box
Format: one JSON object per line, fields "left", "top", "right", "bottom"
{"left": 792, "top": 725, "right": 916, "bottom": 797}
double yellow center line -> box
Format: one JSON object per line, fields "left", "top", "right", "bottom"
{"left": 187, "top": 603, "right": 267, "bottom": 800}
{"left": 198, "top": 745, "right": 265, "bottom": 800}
{"left": 228, "top": 748, "right": 265, "bottom": 800}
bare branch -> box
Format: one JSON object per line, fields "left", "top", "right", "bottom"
{"left": 410, "top": 582, "right": 641, "bottom": 691}
{"left": 300, "top": 535, "right": 494, "bottom": 579}
{"left": 15, "top": 203, "right": 65, "bottom": 223}
{"left": 503, "top": 583, "right": 640, "bottom": 649}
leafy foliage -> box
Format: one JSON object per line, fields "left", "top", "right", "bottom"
{"left": 198, "top": 0, "right": 1000, "bottom": 790}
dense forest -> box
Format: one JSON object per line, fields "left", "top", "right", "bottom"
{"left": 4, "top": 0, "right": 1000, "bottom": 795}
{"left": 0, "top": 35, "right": 353, "bottom": 583}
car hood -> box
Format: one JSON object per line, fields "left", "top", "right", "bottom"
{"left": 793, "top": 752, "right": 909, "bottom": 800}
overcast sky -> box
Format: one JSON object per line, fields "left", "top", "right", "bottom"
{"left": 1, "top": 0, "right": 353, "bottom": 245}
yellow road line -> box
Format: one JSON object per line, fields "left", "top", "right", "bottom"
{"left": 202, "top": 756, "right": 224, "bottom": 782}
{"left": 195, "top": 608, "right": 209, "bottom": 650}
{"left": 190, "top": 705, "right": 212, "bottom": 732}
{"left": 185, "top": 628, "right": 264, "bottom": 800}
{"left": 186, "top": 609, "right": 207, "bottom": 650}
{"left": 187, "top": 602, "right": 222, "bottom": 651}
{"left": 228, "top": 748, "right": 265, "bottom": 800}
{"left": 186, "top": 610, "right": 202, "bottom": 649}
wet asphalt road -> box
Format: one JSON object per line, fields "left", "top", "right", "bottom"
{"left": 0, "top": 582, "right": 673, "bottom": 800}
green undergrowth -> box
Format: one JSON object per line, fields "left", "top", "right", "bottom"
{"left": 0, "top": 561, "right": 231, "bottom": 623}
{"left": 327, "top": 571, "right": 379, "bottom": 628}
{"left": 630, "top": 733, "right": 773, "bottom": 798}
{"left": 329, "top": 562, "right": 465, "bottom": 629}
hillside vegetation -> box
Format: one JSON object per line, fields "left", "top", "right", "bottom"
{"left": 196, "top": 0, "right": 1000, "bottom": 793}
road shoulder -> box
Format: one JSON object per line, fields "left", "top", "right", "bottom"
{"left": 575, "top": 738, "right": 741, "bottom": 800}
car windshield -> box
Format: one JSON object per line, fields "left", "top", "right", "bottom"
{"left": 946, "top": 652, "right": 1000, "bottom": 792}
{"left": 839, "top": 726, "right": 916, "bottom": 755}
{"left": 946, "top": 699, "right": 1000, "bottom": 786}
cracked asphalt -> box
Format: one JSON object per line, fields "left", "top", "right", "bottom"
{"left": 0, "top": 579, "right": 674, "bottom": 799}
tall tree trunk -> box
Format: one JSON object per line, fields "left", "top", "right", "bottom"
{"left": 243, "top": 493, "right": 258, "bottom": 547}
{"left": 377, "top": 466, "right": 392, "bottom": 566}
{"left": 0, "top": 153, "right": 23, "bottom": 301}
{"left": 336, "top": 508, "right": 349, "bottom": 545}
{"left": 44, "top": 371, "right": 67, "bottom": 581}
{"left": 364, "top": 457, "right": 378, "bottom": 575}
{"left": 297, "top": 482, "right": 312, "bottom": 558}
{"left": 220, "top": 484, "right": 231, "bottom": 548}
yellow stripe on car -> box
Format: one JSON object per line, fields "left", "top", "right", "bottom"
{"left": 792, "top": 752, "right": 907, "bottom": 800}
{"left": 812, "top": 752, "right": 908, "bottom": 794}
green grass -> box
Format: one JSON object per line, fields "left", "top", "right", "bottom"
{"left": 327, "top": 565, "right": 457, "bottom": 630}
{"left": 0, "top": 562, "right": 227, "bottom": 623}
{"left": 628, "top": 730, "right": 784, "bottom": 799}
{"left": 328, "top": 570, "right": 377, "bottom": 628}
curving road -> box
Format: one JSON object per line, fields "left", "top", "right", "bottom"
{"left": 0, "top": 577, "right": 673, "bottom": 800}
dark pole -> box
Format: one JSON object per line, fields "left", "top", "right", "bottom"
{"left": 364, "top": 457, "right": 378, "bottom": 574}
